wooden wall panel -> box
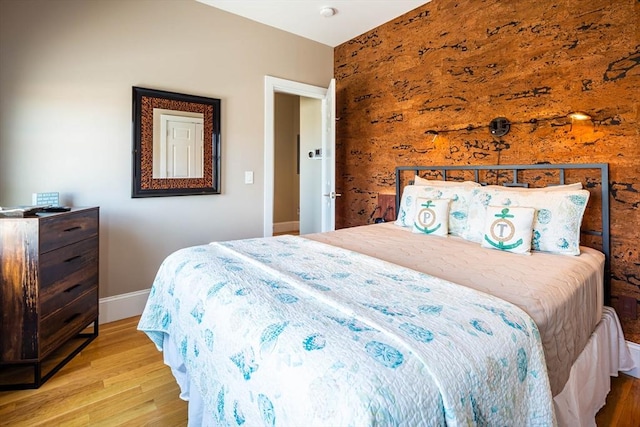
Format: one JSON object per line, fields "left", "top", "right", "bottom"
{"left": 334, "top": 0, "right": 640, "bottom": 342}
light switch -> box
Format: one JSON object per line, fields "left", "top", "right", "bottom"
{"left": 244, "top": 171, "right": 254, "bottom": 184}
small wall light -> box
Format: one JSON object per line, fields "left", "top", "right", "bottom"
{"left": 425, "top": 129, "right": 439, "bottom": 142}
{"left": 568, "top": 112, "right": 592, "bottom": 132}
{"left": 568, "top": 112, "right": 591, "bottom": 121}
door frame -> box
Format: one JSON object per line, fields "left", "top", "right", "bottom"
{"left": 264, "top": 76, "right": 329, "bottom": 237}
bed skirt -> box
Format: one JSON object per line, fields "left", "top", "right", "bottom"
{"left": 553, "top": 306, "right": 635, "bottom": 427}
{"left": 160, "top": 305, "right": 634, "bottom": 427}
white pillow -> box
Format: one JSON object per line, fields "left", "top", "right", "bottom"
{"left": 481, "top": 206, "right": 535, "bottom": 254}
{"left": 482, "top": 182, "right": 583, "bottom": 191}
{"left": 414, "top": 175, "right": 481, "bottom": 187}
{"left": 412, "top": 198, "right": 450, "bottom": 236}
{"left": 395, "top": 183, "right": 478, "bottom": 236}
{"left": 463, "top": 187, "right": 590, "bottom": 255}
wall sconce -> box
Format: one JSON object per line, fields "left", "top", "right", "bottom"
{"left": 567, "top": 112, "right": 592, "bottom": 131}
{"left": 423, "top": 111, "right": 593, "bottom": 138}
{"left": 568, "top": 112, "right": 591, "bottom": 121}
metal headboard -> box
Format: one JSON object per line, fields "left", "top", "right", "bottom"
{"left": 395, "top": 163, "right": 610, "bottom": 304}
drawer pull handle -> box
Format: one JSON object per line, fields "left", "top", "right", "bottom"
{"left": 64, "top": 255, "right": 82, "bottom": 263}
{"left": 64, "top": 284, "right": 82, "bottom": 293}
{"left": 64, "top": 226, "right": 82, "bottom": 232}
{"left": 64, "top": 313, "right": 80, "bottom": 324}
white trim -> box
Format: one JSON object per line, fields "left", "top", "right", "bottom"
{"left": 98, "top": 289, "right": 150, "bottom": 324}
{"left": 320, "top": 78, "right": 336, "bottom": 232}
{"left": 273, "top": 221, "right": 300, "bottom": 233}
{"left": 264, "top": 75, "right": 328, "bottom": 237}
{"left": 624, "top": 340, "right": 640, "bottom": 378}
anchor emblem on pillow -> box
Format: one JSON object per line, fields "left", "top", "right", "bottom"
{"left": 414, "top": 200, "right": 442, "bottom": 234}
{"left": 484, "top": 207, "right": 523, "bottom": 250}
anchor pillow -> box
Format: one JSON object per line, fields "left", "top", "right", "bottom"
{"left": 481, "top": 206, "right": 535, "bottom": 254}
{"left": 395, "top": 183, "right": 477, "bottom": 236}
{"left": 463, "top": 187, "right": 590, "bottom": 255}
{"left": 412, "top": 198, "right": 450, "bottom": 237}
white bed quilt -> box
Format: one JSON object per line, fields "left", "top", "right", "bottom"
{"left": 139, "top": 235, "right": 555, "bottom": 426}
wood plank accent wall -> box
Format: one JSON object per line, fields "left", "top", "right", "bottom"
{"left": 334, "top": 0, "right": 639, "bottom": 342}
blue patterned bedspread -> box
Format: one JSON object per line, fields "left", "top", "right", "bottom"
{"left": 138, "top": 235, "right": 555, "bottom": 426}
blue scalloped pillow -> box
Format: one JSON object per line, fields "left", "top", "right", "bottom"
{"left": 395, "top": 183, "right": 478, "bottom": 237}
{"left": 464, "top": 187, "right": 590, "bottom": 255}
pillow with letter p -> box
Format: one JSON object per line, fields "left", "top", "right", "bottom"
{"left": 395, "top": 184, "right": 476, "bottom": 236}
{"left": 412, "top": 198, "right": 450, "bottom": 237}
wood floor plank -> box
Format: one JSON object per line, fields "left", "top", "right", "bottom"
{"left": 597, "top": 373, "right": 640, "bottom": 427}
{"left": 85, "top": 387, "right": 159, "bottom": 425}
{"left": 1, "top": 315, "right": 636, "bottom": 426}
{"left": 1, "top": 381, "right": 106, "bottom": 425}
{"left": 56, "top": 414, "right": 91, "bottom": 427}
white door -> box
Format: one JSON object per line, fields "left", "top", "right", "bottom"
{"left": 160, "top": 114, "right": 204, "bottom": 178}
{"left": 320, "top": 78, "right": 337, "bottom": 232}
{"left": 264, "top": 76, "right": 336, "bottom": 237}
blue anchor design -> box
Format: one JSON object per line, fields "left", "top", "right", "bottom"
{"left": 414, "top": 200, "right": 442, "bottom": 234}
{"left": 484, "top": 208, "right": 523, "bottom": 250}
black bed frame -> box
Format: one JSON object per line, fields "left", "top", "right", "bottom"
{"left": 395, "top": 163, "right": 610, "bottom": 304}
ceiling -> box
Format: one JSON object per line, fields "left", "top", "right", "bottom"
{"left": 196, "top": 0, "right": 430, "bottom": 47}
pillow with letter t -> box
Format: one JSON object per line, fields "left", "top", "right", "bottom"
{"left": 481, "top": 206, "right": 535, "bottom": 254}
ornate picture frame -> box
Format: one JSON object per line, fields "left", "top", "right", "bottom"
{"left": 132, "top": 86, "right": 221, "bottom": 197}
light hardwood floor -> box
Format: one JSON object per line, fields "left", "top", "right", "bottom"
{"left": 0, "top": 316, "right": 638, "bottom": 426}
{"left": 0, "top": 317, "right": 187, "bottom": 426}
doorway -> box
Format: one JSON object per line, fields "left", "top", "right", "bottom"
{"left": 273, "top": 95, "right": 324, "bottom": 235}
{"left": 264, "top": 76, "right": 335, "bottom": 237}
{"left": 273, "top": 93, "right": 301, "bottom": 235}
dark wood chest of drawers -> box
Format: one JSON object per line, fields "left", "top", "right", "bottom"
{"left": 0, "top": 207, "right": 99, "bottom": 389}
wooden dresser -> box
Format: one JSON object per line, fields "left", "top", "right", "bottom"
{"left": 0, "top": 207, "right": 99, "bottom": 389}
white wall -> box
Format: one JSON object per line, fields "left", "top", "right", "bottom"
{"left": 299, "top": 97, "right": 322, "bottom": 235}
{"left": 0, "top": 0, "right": 333, "bottom": 298}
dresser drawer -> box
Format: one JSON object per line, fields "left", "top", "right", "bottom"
{"left": 39, "top": 209, "right": 98, "bottom": 253}
{"left": 40, "top": 287, "right": 98, "bottom": 358}
{"left": 39, "top": 239, "right": 98, "bottom": 319}
{"left": 39, "top": 236, "right": 98, "bottom": 317}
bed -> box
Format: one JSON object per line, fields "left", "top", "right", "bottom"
{"left": 138, "top": 163, "right": 634, "bottom": 427}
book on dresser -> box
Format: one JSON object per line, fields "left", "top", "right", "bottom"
{"left": 0, "top": 206, "right": 99, "bottom": 390}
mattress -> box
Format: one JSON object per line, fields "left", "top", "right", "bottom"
{"left": 306, "top": 222, "right": 605, "bottom": 396}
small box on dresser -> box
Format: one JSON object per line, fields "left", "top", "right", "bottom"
{"left": 0, "top": 207, "right": 99, "bottom": 390}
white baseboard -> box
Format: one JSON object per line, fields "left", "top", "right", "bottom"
{"left": 98, "top": 289, "right": 150, "bottom": 324}
{"left": 273, "top": 221, "right": 299, "bottom": 233}
{"left": 625, "top": 340, "right": 640, "bottom": 379}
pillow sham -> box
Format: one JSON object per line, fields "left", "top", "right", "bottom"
{"left": 463, "top": 187, "right": 590, "bottom": 255}
{"left": 482, "top": 182, "right": 583, "bottom": 192}
{"left": 395, "top": 183, "right": 478, "bottom": 236}
{"left": 481, "top": 206, "right": 535, "bottom": 254}
{"left": 412, "top": 198, "right": 450, "bottom": 236}
{"left": 414, "top": 175, "right": 482, "bottom": 187}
